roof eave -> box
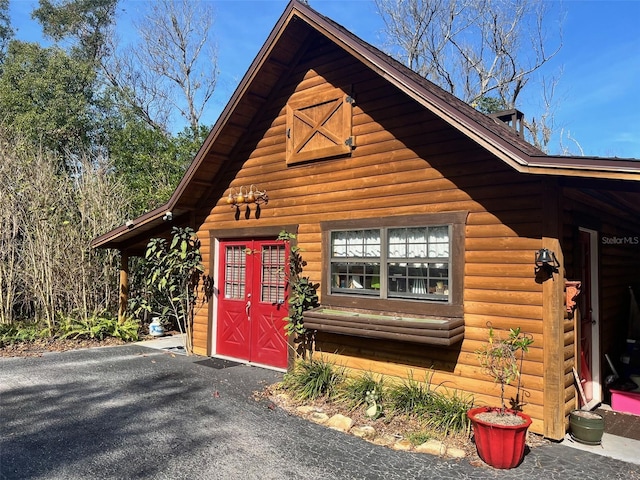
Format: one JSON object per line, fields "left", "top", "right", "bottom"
{"left": 90, "top": 206, "right": 168, "bottom": 250}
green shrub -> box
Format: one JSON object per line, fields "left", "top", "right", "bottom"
{"left": 0, "top": 314, "right": 140, "bottom": 348}
{"left": 0, "top": 322, "right": 47, "bottom": 347}
{"left": 109, "top": 316, "right": 140, "bottom": 341}
{"left": 283, "top": 357, "right": 344, "bottom": 401}
{"left": 56, "top": 312, "right": 139, "bottom": 342}
{"left": 424, "top": 388, "right": 473, "bottom": 437}
{"left": 336, "top": 372, "right": 385, "bottom": 411}
{"left": 405, "top": 430, "right": 433, "bottom": 445}
{"left": 278, "top": 362, "right": 474, "bottom": 439}
{"left": 387, "top": 372, "right": 436, "bottom": 417}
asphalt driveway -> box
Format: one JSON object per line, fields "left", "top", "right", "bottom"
{"left": 1, "top": 344, "right": 638, "bottom": 479}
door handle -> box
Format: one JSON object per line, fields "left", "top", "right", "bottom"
{"left": 245, "top": 300, "right": 251, "bottom": 318}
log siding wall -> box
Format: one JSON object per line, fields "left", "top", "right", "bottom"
{"left": 192, "top": 37, "right": 553, "bottom": 435}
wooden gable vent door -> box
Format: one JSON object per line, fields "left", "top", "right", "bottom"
{"left": 286, "top": 89, "right": 354, "bottom": 165}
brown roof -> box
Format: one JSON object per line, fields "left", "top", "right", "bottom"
{"left": 92, "top": 0, "right": 639, "bottom": 250}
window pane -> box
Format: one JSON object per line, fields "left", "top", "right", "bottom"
{"left": 261, "top": 244, "right": 286, "bottom": 304}
{"left": 388, "top": 262, "right": 409, "bottom": 293}
{"left": 387, "top": 261, "right": 449, "bottom": 301}
{"left": 331, "top": 231, "right": 348, "bottom": 257}
{"left": 224, "top": 246, "right": 246, "bottom": 299}
{"left": 428, "top": 226, "right": 449, "bottom": 258}
{"left": 388, "top": 228, "right": 407, "bottom": 258}
{"left": 332, "top": 229, "right": 380, "bottom": 258}
{"left": 331, "top": 261, "right": 380, "bottom": 294}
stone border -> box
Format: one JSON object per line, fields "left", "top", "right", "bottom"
{"left": 292, "top": 402, "right": 467, "bottom": 459}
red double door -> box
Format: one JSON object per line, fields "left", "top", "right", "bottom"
{"left": 216, "top": 239, "right": 289, "bottom": 369}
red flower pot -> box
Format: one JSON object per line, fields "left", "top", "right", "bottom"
{"left": 467, "top": 406, "right": 532, "bottom": 469}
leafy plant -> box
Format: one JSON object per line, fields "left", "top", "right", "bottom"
{"left": 405, "top": 430, "right": 433, "bottom": 446}
{"left": 0, "top": 313, "right": 139, "bottom": 347}
{"left": 277, "top": 231, "right": 319, "bottom": 337}
{"left": 0, "top": 322, "right": 46, "bottom": 346}
{"left": 132, "top": 226, "right": 205, "bottom": 354}
{"left": 278, "top": 362, "right": 473, "bottom": 438}
{"left": 475, "top": 325, "right": 533, "bottom": 413}
{"left": 56, "top": 312, "right": 139, "bottom": 341}
{"left": 283, "top": 357, "right": 344, "bottom": 401}
{"left": 384, "top": 371, "right": 472, "bottom": 435}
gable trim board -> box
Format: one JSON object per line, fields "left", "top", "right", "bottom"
{"left": 92, "top": 0, "right": 640, "bottom": 441}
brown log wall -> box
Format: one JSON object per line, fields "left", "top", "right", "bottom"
{"left": 191, "top": 37, "right": 550, "bottom": 434}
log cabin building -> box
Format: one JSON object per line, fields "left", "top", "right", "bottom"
{"left": 92, "top": 0, "right": 640, "bottom": 440}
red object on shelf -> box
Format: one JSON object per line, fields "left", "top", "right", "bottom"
{"left": 467, "top": 406, "right": 533, "bottom": 469}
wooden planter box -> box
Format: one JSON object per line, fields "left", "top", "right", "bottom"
{"left": 303, "top": 306, "right": 464, "bottom": 346}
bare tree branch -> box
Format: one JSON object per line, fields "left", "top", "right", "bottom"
{"left": 375, "top": 0, "right": 564, "bottom": 151}
{"left": 104, "top": 0, "right": 218, "bottom": 132}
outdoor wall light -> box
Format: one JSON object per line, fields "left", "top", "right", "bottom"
{"left": 226, "top": 185, "right": 268, "bottom": 210}
{"left": 535, "top": 248, "right": 560, "bottom": 274}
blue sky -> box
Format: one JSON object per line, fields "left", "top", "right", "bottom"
{"left": 9, "top": 0, "right": 640, "bottom": 159}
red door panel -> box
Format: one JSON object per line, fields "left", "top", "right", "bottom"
{"left": 217, "top": 242, "right": 251, "bottom": 359}
{"left": 251, "top": 242, "right": 288, "bottom": 367}
{"left": 217, "top": 239, "right": 289, "bottom": 368}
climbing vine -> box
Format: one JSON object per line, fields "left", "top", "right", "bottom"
{"left": 278, "top": 230, "right": 319, "bottom": 337}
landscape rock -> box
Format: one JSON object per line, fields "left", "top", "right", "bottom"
{"left": 351, "top": 425, "right": 376, "bottom": 439}
{"left": 446, "top": 447, "right": 466, "bottom": 459}
{"left": 309, "top": 412, "right": 329, "bottom": 424}
{"left": 326, "top": 414, "right": 353, "bottom": 432}
{"left": 296, "top": 405, "right": 320, "bottom": 414}
{"left": 372, "top": 434, "right": 398, "bottom": 446}
{"left": 392, "top": 439, "right": 413, "bottom": 451}
{"left": 416, "top": 439, "right": 446, "bottom": 456}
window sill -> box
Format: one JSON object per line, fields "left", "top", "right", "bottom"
{"left": 303, "top": 306, "right": 464, "bottom": 346}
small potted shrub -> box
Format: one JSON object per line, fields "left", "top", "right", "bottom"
{"left": 468, "top": 326, "right": 534, "bottom": 469}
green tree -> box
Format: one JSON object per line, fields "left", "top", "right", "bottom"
{"left": 0, "top": 41, "right": 96, "bottom": 160}
{"left": 102, "top": 102, "right": 209, "bottom": 214}
{"left": 32, "top": 0, "right": 117, "bottom": 62}
{"left": 0, "top": 0, "right": 13, "bottom": 60}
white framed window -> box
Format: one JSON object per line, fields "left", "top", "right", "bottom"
{"left": 330, "top": 226, "right": 451, "bottom": 302}
{"left": 322, "top": 212, "right": 466, "bottom": 318}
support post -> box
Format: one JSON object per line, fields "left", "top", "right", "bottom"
{"left": 119, "top": 251, "right": 129, "bottom": 323}
{"left": 542, "top": 237, "right": 566, "bottom": 439}
{"left": 541, "top": 178, "right": 567, "bottom": 440}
